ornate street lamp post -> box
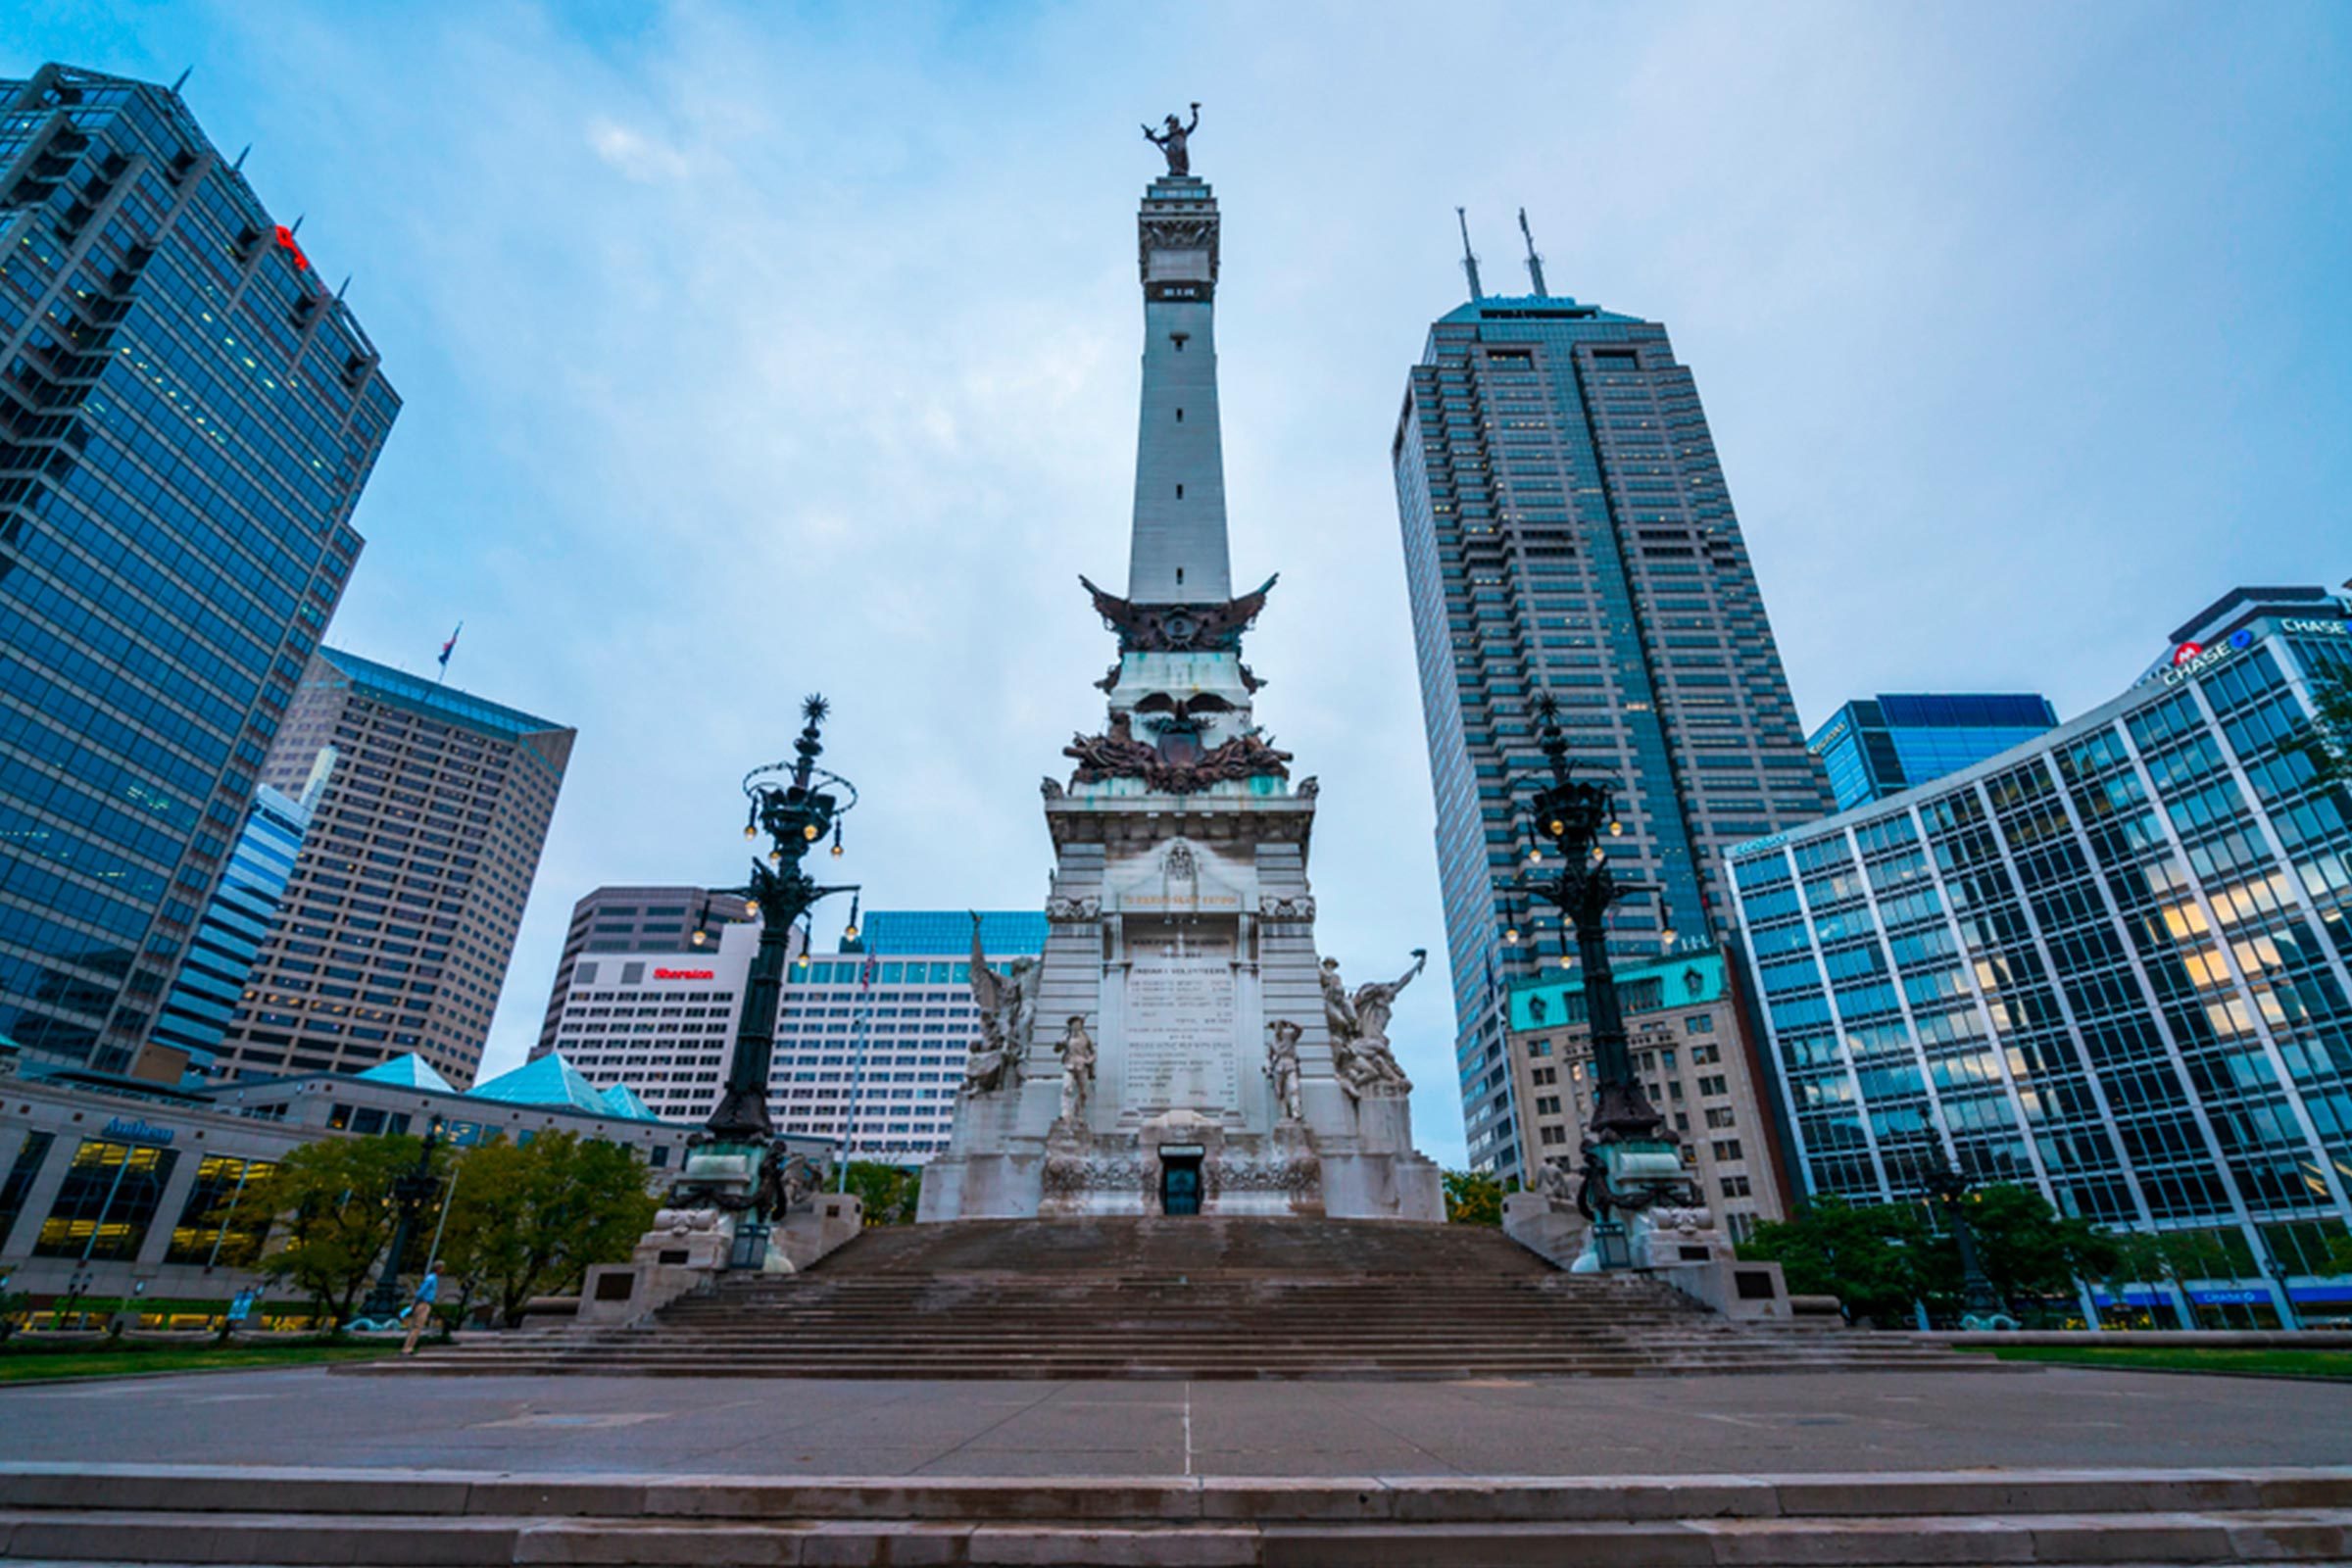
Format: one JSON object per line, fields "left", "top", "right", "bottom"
{"left": 1506, "top": 693, "right": 1689, "bottom": 1269}
{"left": 355, "top": 1116, "right": 445, "bottom": 1325}
{"left": 1918, "top": 1160, "right": 2011, "bottom": 1331}
{"left": 680, "top": 695, "right": 859, "bottom": 1268}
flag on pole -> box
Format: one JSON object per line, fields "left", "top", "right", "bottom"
{"left": 435, "top": 622, "right": 462, "bottom": 680}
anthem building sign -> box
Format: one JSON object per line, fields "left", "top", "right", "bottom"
{"left": 919, "top": 120, "right": 1445, "bottom": 1222}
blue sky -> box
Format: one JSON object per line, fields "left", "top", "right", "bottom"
{"left": 13, "top": 3, "right": 2351, "bottom": 1163}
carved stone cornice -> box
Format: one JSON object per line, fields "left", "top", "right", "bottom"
{"left": 1079, "top": 574, "right": 1275, "bottom": 655}
{"left": 1064, "top": 725, "right": 1293, "bottom": 795}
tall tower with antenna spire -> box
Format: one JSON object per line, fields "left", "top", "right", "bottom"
{"left": 1390, "top": 203, "right": 1833, "bottom": 1188}
{"left": 1518, "top": 207, "right": 1549, "bottom": 297}
{"left": 1456, "top": 206, "right": 1485, "bottom": 302}
{"left": 919, "top": 114, "right": 1445, "bottom": 1224}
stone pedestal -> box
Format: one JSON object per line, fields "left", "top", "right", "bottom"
{"left": 1502, "top": 1191, "right": 1591, "bottom": 1269}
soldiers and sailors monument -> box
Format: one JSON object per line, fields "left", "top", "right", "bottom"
{"left": 918, "top": 110, "right": 1446, "bottom": 1223}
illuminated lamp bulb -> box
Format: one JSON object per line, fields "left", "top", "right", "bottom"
{"left": 743, "top": 824, "right": 757, "bottom": 841}
{"left": 796, "top": 953, "right": 810, "bottom": 969}
{"left": 1557, "top": 953, "right": 1573, "bottom": 970}
{"left": 1548, "top": 818, "right": 1565, "bottom": 836}
{"left": 842, "top": 921, "right": 859, "bottom": 942}
{"left": 691, "top": 930, "right": 707, "bottom": 947}
{"left": 745, "top": 900, "right": 760, "bottom": 918}
{"left": 767, "top": 850, "right": 782, "bottom": 865}
{"left": 1503, "top": 926, "right": 1520, "bottom": 945}
{"left": 1660, "top": 929, "right": 1677, "bottom": 949}
{"left": 1527, "top": 848, "right": 1542, "bottom": 865}
{"left": 1608, "top": 820, "right": 1623, "bottom": 837}
{"left": 830, "top": 840, "right": 844, "bottom": 858}
{"left": 803, "top": 822, "right": 821, "bottom": 841}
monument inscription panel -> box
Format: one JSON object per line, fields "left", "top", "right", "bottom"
{"left": 1122, "top": 928, "right": 1238, "bottom": 1114}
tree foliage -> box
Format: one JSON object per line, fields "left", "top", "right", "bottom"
{"left": 1739, "top": 1196, "right": 1928, "bottom": 1324}
{"left": 435, "top": 1132, "right": 659, "bottom": 1328}
{"left": 1444, "top": 1169, "right": 1506, "bottom": 1227}
{"left": 1931, "top": 1182, "right": 2122, "bottom": 1303}
{"left": 1743, "top": 1185, "right": 2133, "bottom": 1325}
{"left": 245, "top": 1134, "right": 440, "bottom": 1325}
{"left": 838, "top": 1161, "right": 921, "bottom": 1226}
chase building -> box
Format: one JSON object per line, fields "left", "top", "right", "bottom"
{"left": 1727, "top": 587, "right": 2352, "bottom": 1328}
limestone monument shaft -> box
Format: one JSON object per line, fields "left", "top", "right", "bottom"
{"left": 920, "top": 114, "right": 1446, "bottom": 1222}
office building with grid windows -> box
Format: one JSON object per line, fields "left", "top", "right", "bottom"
{"left": 774, "top": 910, "right": 1047, "bottom": 1164}
{"left": 1726, "top": 587, "right": 2352, "bottom": 1328}
{"left": 206, "top": 649, "right": 573, "bottom": 1088}
{"left": 532, "top": 885, "right": 755, "bottom": 1058}
{"left": 1390, "top": 265, "right": 1829, "bottom": 1179}
{"left": 1503, "top": 946, "right": 1790, "bottom": 1241}
{"left": 538, "top": 914, "right": 793, "bottom": 1125}
{"left": 1811, "top": 694, "right": 2059, "bottom": 811}
{"left": 0, "top": 65, "right": 398, "bottom": 1074}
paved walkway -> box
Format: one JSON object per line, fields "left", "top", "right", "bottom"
{"left": 2, "top": 1366, "right": 2345, "bottom": 1478}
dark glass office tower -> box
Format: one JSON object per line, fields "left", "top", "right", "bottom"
{"left": 0, "top": 65, "right": 399, "bottom": 1072}
{"left": 149, "top": 759, "right": 329, "bottom": 1079}
{"left": 1391, "top": 258, "right": 1828, "bottom": 1177}
{"left": 1811, "top": 694, "right": 2059, "bottom": 811}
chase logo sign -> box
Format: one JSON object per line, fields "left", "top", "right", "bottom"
{"left": 2160, "top": 628, "right": 2256, "bottom": 688}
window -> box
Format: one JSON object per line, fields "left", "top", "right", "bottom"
{"left": 1711, "top": 1139, "right": 1742, "bottom": 1162}
{"left": 33, "top": 1140, "right": 181, "bottom": 1260}
{"left": 1685, "top": 1014, "right": 1714, "bottom": 1034}
{"left": 164, "top": 1154, "right": 275, "bottom": 1266}
{"left": 1705, "top": 1106, "right": 1738, "bottom": 1130}
{"left": 1720, "top": 1174, "right": 1752, "bottom": 1200}
{"left": 0, "top": 1133, "right": 55, "bottom": 1243}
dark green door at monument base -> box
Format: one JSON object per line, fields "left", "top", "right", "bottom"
{"left": 1161, "top": 1157, "right": 1202, "bottom": 1215}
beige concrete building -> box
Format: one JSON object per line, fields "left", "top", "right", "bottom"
{"left": 1503, "top": 944, "right": 1789, "bottom": 1242}
{"left": 205, "top": 649, "right": 573, "bottom": 1088}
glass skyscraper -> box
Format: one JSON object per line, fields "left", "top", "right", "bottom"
{"left": 1811, "top": 693, "right": 2060, "bottom": 811}
{"left": 149, "top": 754, "right": 330, "bottom": 1079}
{"left": 1727, "top": 588, "right": 2352, "bottom": 1328}
{"left": 0, "top": 65, "right": 399, "bottom": 1073}
{"left": 1391, "top": 265, "right": 1829, "bottom": 1177}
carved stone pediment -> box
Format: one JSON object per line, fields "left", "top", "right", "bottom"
{"left": 1102, "top": 835, "right": 1251, "bottom": 916}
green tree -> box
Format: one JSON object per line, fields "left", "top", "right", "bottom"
{"left": 434, "top": 1132, "right": 659, "bottom": 1328}
{"left": 244, "top": 1134, "right": 437, "bottom": 1325}
{"left": 2290, "top": 663, "right": 2352, "bottom": 785}
{"left": 1443, "top": 1169, "right": 1506, "bottom": 1227}
{"left": 1739, "top": 1197, "right": 1929, "bottom": 1325}
{"left": 838, "top": 1161, "right": 921, "bottom": 1225}
{"left": 1926, "top": 1182, "right": 2123, "bottom": 1307}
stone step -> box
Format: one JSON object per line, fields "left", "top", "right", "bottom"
{"left": 3, "top": 1465, "right": 2348, "bottom": 1566}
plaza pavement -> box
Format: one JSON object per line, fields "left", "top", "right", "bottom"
{"left": 4, "top": 1365, "right": 2346, "bottom": 1478}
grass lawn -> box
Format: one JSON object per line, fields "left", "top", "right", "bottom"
{"left": 1982, "top": 1344, "right": 2352, "bottom": 1380}
{"left": 0, "top": 1340, "right": 402, "bottom": 1384}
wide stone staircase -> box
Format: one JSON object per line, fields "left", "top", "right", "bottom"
{"left": 372, "top": 1217, "right": 1989, "bottom": 1380}
{"left": 7, "top": 1462, "right": 2350, "bottom": 1565}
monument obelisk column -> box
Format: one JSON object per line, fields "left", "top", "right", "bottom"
{"left": 916, "top": 111, "right": 1445, "bottom": 1225}
{"left": 1127, "top": 164, "right": 1231, "bottom": 605}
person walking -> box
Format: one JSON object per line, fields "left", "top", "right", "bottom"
{"left": 399, "top": 1262, "right": 441, "bottom": 1356}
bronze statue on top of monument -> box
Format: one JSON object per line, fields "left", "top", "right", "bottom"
{"left": 1142, "top": 102, "right": 1200, "bottom": 176}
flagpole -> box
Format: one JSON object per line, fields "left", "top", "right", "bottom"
{"left": 435, "top": 621, "right": 464, "bottom": 685}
